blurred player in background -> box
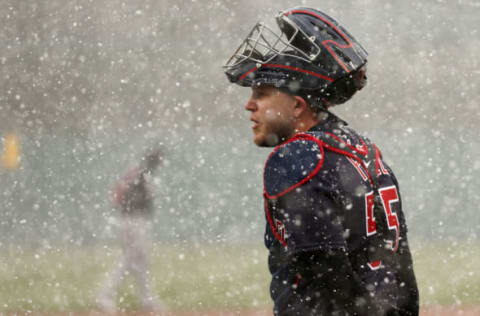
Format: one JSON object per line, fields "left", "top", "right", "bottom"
{"left": 224, "top": 7, "right": 418, "bottom": 316}
{"left": 97, "top": 148, "right": 165, "bottom": 314}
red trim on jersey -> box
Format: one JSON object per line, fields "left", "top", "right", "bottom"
{"left": 295, "top": 273, "right": 302, "bottom": 287}
{"left": 325, "top": 132, "right": 368, "bottom": 156}
{"left": 373, "top": 144, "right": 389, "bottom": 176}
{"left": 368, "top": 260, "right": 382, "bottom": 270}
{"left": 379, "top": 186, "right": 400, "bottom": 253}
{"left": 327, "top": 148, "right": 373, "bottom": 185}
{"left": 264, "top": 199, "right": 288, "bottom": 247}
{"left": 263, "top": 133, "right": 325, "bottom": 200}
{"left": 346, "top": 156, "right": 368, "bottom": 181}
{"left": 379, "top": 158, "right": 389, "bottom": 175}
{"left": 263, "top": 131, "right": 378, "bottom": 248}
{"left": 283, "top": 9, "right": 353, "bottom": 73}
{"left": 365, "top": 191, "right": 376, "bottom": 236}
{"left": 375, "top": 146, "right": 381, "bottom": 176}
{"left": 318, "top": 140, "right": 374, "bottom": 185}
{"left": 275, "top": 219, "right": 285, "bottom": 240}
{"left": 263, "top": 132, "right": 374, "bottom": 201}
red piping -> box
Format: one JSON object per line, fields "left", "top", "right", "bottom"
{"left": 264, "top": 199, "right": 288, "bottom": 247}
{"left": 263, "top": 64, "right": 334, "bottom": 82}
{"left": 239, "top": 64, "right": 334, "bottom": 83}
{"left": 284, "top": 9, "right": 353, "bottom": 73}
{"left": 239, "top": 66, "right": 258, "bottom": 81}
{"left": 284, "top": 9, "right": 351, "bottom": 43}
{"left": 373, "top": 144, "right": 388, "bottom": 176}
{"left": 263, "top": 134, "right": 326, "bottom": 200}
{"left": 325, "top": 132, "right": 368, "bottom": 156}
{"left": 346, "top": 157, "right": 368, "bottom": 182}
{"left": 262, "top": 132, "right": 377, "bottom": 247}
{"left": 295, "top": 274, "right": 302, "bottom": 287}
{"left": 368, "top": 260, "right": 382, "bottom": 270}
{"left": 375, "top": 146, "right": 381, "bottom": 176}
{"left": 321, "top": 142, "right": 374, "bottom": 185}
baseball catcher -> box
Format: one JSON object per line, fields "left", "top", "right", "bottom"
{"left": 224, "top": 7, "right": 419, "bottom": 316}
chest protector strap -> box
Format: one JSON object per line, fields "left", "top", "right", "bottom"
{"left": 291, "top": 130, "right": 397, "bottom": 263}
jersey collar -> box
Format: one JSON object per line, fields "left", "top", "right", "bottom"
{"left": 309, "top": 110, "right": 348, "bottom": 132}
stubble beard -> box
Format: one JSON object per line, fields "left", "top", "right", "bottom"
{"left": 255, "top": 120, "right": 295, "bottom": 147}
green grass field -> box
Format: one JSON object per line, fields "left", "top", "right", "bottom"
{"left": 412, "top": 241, "right": 480, "bottom": 306}
{"left": 0, "top": 241, "right": 479, "bottom": 313}
{"left": 0, "top": 243, "right": 271, "bottom": 313}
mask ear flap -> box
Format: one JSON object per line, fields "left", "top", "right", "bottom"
{"left": 321, "top": 65, "right": 367, "bottom": 105}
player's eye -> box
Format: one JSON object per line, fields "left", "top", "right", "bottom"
{"left": 252, "top": 90, "right": 265, "bottom": 99}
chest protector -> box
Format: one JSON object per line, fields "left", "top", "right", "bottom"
{"left": 264, "top": 127, "right": 398, "bottom": 264}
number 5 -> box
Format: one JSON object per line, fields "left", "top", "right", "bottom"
{"left": 365, "top": 186, "right": 400, "bottom": 252}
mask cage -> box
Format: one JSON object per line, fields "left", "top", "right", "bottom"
{"left": 223, "top": 15, "right": 321, "bottom": 71}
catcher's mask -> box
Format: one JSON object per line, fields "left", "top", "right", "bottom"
{"left": 223, "top": 7, "right": 368, "bottom": 108}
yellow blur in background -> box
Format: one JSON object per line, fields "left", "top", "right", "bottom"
{"left": 1, "top": 133, "right": 20, "bottom": 170}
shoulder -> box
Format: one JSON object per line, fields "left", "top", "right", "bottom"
{"left": 264, "top": 134, "right": 325, "bottom": 199}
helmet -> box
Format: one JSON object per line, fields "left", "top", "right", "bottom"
{"left": 223, "top": 7, "right": 368, "bottom": 107}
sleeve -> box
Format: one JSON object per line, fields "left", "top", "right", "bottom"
{"left": 264, "top": 137, "right": 347, "bottom": 253}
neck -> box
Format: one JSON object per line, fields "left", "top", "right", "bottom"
{"left": 294, "top": 112, "right": 321, "bottom": 134}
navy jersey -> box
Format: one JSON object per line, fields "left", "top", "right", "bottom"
{"left": 263, "top": 113, "right": 418, "bottom": 315}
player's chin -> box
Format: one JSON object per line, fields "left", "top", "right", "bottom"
{"left": 253, "top": 132, "right": 266, "bottom": 147}
{"left": 254, "top": 132, "right": 280, "bottom": 147}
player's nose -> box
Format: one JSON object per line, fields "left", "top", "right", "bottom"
{"left": 245, "top": 98, "right": 257, "bottom": 112}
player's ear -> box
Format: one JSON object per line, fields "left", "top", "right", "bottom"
{"left": 293, "top": 95, "right": 308, "bottom": 118}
